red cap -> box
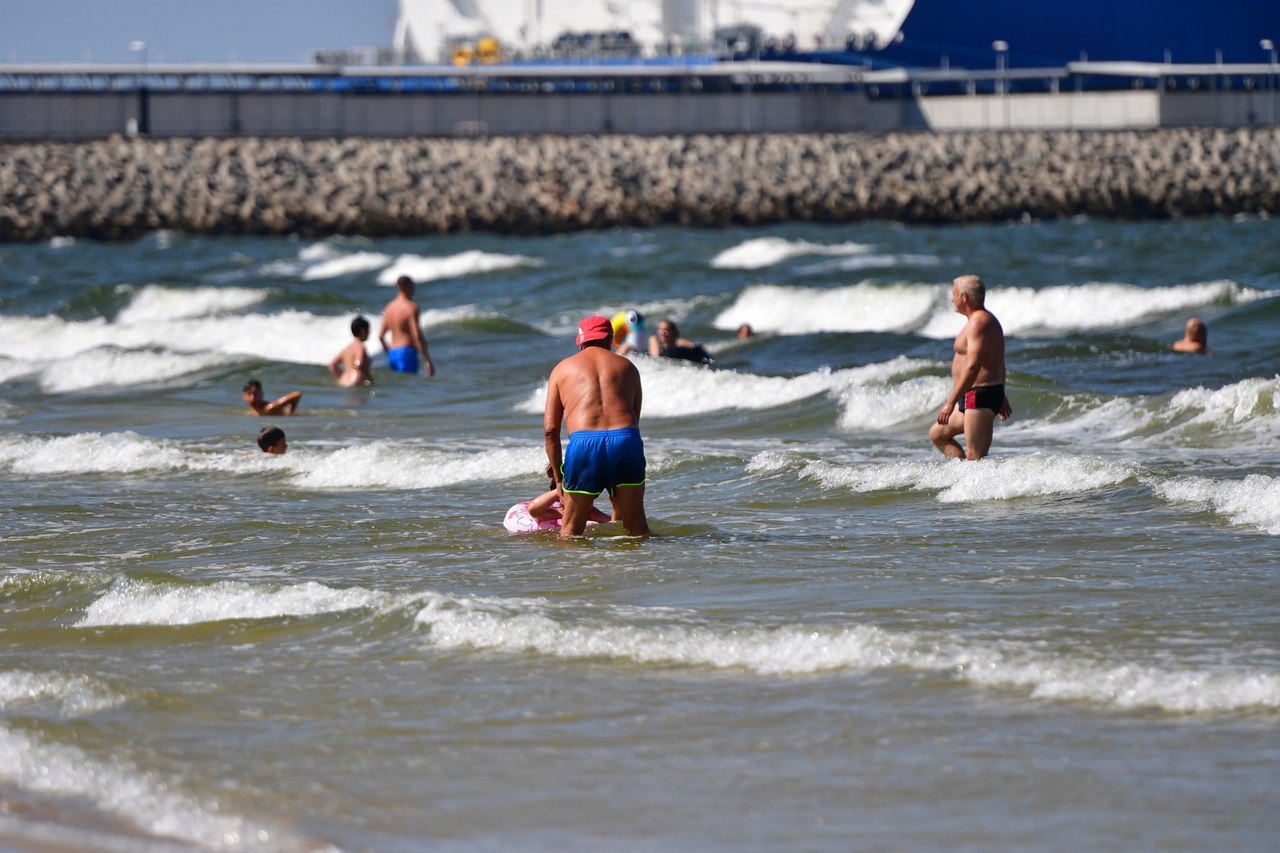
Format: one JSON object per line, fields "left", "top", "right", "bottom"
{"left": 576, "top": 315, "right": 613, "bottom": 347}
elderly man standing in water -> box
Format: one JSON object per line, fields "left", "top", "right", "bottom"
{"left": 930, "top": 274, "right": 1012, "bottom": 460}
{"left": 543, "top": 316, "right": 650, "bottom": 538}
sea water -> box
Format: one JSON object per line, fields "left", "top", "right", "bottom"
{"left": 0, "top": 218, "right": 1277, "bottom": 852}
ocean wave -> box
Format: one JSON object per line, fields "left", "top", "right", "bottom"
{"left": 749, "top": 451, "right": 1139, "bottom": 502}
{"left": 715, "top": 280, "right": 1273, "bottom": 339}
{"left": 413, "top": 592, "right": 1278, "bottom": 715}
{"left": 0, "top": 726, "right": 331, "bottom": 852}
{"left": 1153, "top": 473, "right": 1280, "bottom": 535}
{"left": 76, "top": 578, "right": 401, "bottom": 628}
{"left": 516, "top": 356, "right": 935, "bottom": 419}
{"left": 0, "top": 670, "right": 123, "bottom": 717}
{"left": 376, "top": 250, "right": 541, "bottom": 284}
{"left": 710, "top": 237, "right": 874, "bottom": 269}
{"left": 115, "top": 285, "right": 270, "bottom": 324}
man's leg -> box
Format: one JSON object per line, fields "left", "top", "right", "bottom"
{"left": 611, "top": 485, "right": 650, "bottom": 536}
{"left": 929, "top": 406, "right": 966, "bottom": 459}
{"left": 963, "top": 408, "right": 998, "bottom": 460}
{"left": 559, "top": 491, "right": 597, "bottom": 538}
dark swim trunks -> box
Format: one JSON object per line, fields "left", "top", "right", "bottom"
{"left": 387, "top": 346, "right": 419, "bottom": 373}
{"left": 660, "top": 344, "right": 715, "bottom": 366}
{"left": 562, "top": 428, "right": 646, "bottom": 497}
{"left": 959, "top": 383, "right": 1005, "bottom": 413}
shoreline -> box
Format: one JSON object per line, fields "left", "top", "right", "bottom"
{"left": 2, "top": 128, "right": 1278, "bottom": 242}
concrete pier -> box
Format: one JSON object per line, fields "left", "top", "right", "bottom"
{"left": 2, "top": 128, "right": 1277, "bottom": 242}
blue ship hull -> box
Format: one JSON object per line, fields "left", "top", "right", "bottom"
{"left": 870, "top": 0, "right": 1280, "bottom": 68}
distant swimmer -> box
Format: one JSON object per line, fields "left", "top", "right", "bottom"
{"left": 648, "top": 318, "right": 715, "bottom": 366}
{"left": 243, "top": 379, "right": 301, "bottom": 416}
{"left": 257, "top": 426, "right": 288, "bottom": 454}
{"left": 544, "top": 315, "right": 650, "bottom": 538}
{"left": 379, "top": 275, "right": 435, "bottom": 376}
{"left": 1172, "top": 316, "right": 1211, "bottom": 354}
{"left": 610, "top": 309, "right": 646, "bottom": 355}
{"left": 329, "top": 315, "right": 374, "bottom": 387}
{"left": 736, "top": 323, "right": 754, "bottom": 340}
{"left": 929, "top": 274, "right": 1012, "bottom": 460}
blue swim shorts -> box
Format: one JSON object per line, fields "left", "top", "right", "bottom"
{"left": 387, "top": 346, "right": 419, "bottom": 373}
{"left": 562, "top": 428, "right": 646, "bottom": 497}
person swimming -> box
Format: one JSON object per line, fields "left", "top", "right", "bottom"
{"left": 648, "top": 318, "right": 714, "bottom": 366}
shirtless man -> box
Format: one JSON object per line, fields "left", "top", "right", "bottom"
{"left": 329, "top": 315, "right": 374, "bottom": 387}
{"left": 929, "top": 274, "right": 1012, "bottom": 460}
{"left": 544, "top": 315, "right": 650, "bottom": 538}
{"left": 378, "top": 276, "right": 435, "bottom": 376}
{"left": 1172, "top": 316, "right": 1211, "bottom": 354}
{"left": 243, "top": 379, "right": 301, "bottom": 416}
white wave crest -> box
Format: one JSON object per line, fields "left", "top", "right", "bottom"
{"left": 710, "top": 237, "right": 873, "bottom": 269}
{"left": 77, "top": 578, "right": 399, "bottom": 628}
{"left": 0, "top": 670, "right": 123, "bottom": 717}
{"left": 757, "top": 452, "right": 1139, "bottom": 502}
{"left": 301, "top": 251, "right": 393, "bottom": 281}
{"left": 290, "top": 443, "right": 545, "bottom": 490}
{"left": 0, "top": 432, "right": 186, "bottom": 475}
{"left": 413, "top": 593, "right": 1279, "bottom": 714}
{"left": 715, "top": 282, "right": 938, "bottom": 335}
{"left": 115, "top": 285, "right": 269, "bottom": 324}
{"left": 0, "top": 726, "right": 330, "bottom": 851}
{"left": 517, "top": 357, "right": 934, "bottom": 419}
{"left": 1153, "top": 474, "right": 1280, "bottom": 535}
{"left": 376, "top": 250, "right": 540, "bottom": 284}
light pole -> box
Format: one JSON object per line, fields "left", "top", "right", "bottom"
{"left": 1263, "top": 38, "right": 1277, "bottom": 125}
{"left": 129, "top": 40, "right": 149, "bottom": 136}
{"left": 992, "top": 40, "right": 1009, "bottom": 129}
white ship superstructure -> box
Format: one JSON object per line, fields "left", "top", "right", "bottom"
{"left": 392, "top": 0, "right": 912, "bottom": 63}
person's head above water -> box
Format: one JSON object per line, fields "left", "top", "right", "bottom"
{"left": 576, "top": 315, "right": 613, "bottom": 349}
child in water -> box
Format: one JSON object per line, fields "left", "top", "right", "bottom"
{"left": 257, "top": 426, "right": 288, "bottom": 454}
{"left": 506, "top": 465, "right": 611, "bottom": 531}
{"left": 329, "top": 315, "right": 374, "bottom": 386}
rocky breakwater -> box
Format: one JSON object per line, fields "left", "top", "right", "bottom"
{"left": 1, "top": 129, "right": 1277, "bottom": 242}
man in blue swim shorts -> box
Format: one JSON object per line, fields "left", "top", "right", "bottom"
{"left": 544, "top": 315, "right": 650, "bottom": 538}
{"left": 379, "top": 275, "right": 435, "bottom": 376}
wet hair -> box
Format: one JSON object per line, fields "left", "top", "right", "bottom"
{"left": 351, "top": 315, "right": 370, "bottom": 337}
{"left": 659, "top": 319, "right": 680, "bottom": 336}
{"left": 243, "top": 379, "right": 262, "bottom": 394}
{"left": 257, "top": 426, "right": 285, "bottom": 451}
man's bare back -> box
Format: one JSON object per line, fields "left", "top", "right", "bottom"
{"left": 543, "top": 317, "right": 648, "bottom": 538}
{"left": 378, "top": 276, "right": 434, "bottom": 376}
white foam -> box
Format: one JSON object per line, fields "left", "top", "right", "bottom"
{"left": 836, "top": 375, "right": 951, "bottom": 430}
{"left": 77, "top": 578, "right": 399, "bottom": 628}
{"left": 289, "top": 443, "right": 545, "bottom": 490}
{"left": 714, "top": 282, "right": 938, "bottom": 334}
{"left": 0, "top": 432, "right": 187, "bottom": 476}
{"left": 40, "top": 349, "right": 234, "bottom": 394}
{"left": 115, "top": 285, "right": 269, "bottom": 324}
{"left": 301, "top": 251, "right": 393, "bottom": 281}
{"left": 710, "top": 237, "right": 873, "bottom": 269}
{"left": 0, "top": 670, "right": 123, "bottom": 717}
{"left": 1153, "top": 473, "right": 1280, "bottom": 535}
{"left": 376, "top": 250, "right": 539, "bottom": 284}
{"left": 716, "top": 280, "right": 1273, "bottom": 339}
{"left": 0, "top": 726, "right": 329, "bottom": 851}
{"left": 413, "top": 592, "right": 1279, "bottom": 714}
{"left": 754, "top": 452, "right": 1139, "bottom": 503}
{"left": 517, "top": 356, "right": 933, "bottom": 419}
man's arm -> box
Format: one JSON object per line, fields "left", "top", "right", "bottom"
{"left": 543, "top": 371, "right": 565, "bottom": 488}
{"left": 938, "top": 319, "right": 989, "bottom": 423}
{"left": 377, "top": 314, "right": 391, "bottom": 356}
{"left": 328, "top": 349, "right": 345, "bottom": 379}
{"left": 410, "top": 307, "right": 436, "bottom": 377}
{"left": 266, "top": 390, "right": 302, "bottom": 415}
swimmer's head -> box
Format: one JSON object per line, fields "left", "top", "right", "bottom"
{"left": 257, "top": 426, "right": 287, "bottom": 454}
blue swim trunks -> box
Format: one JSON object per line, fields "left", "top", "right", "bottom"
{"left": 562, "top": 427, "right": 646, "bottom": 497}
{"left": 387, "top": 346, "right": 419, "bottom": 373}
